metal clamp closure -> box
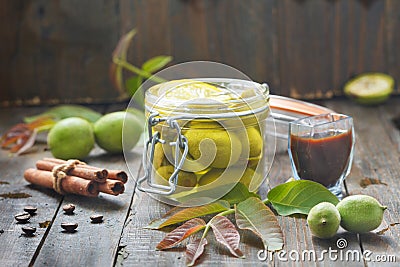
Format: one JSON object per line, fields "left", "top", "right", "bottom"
{"left": 137, "top": 112, "right": 189, "bottom": 195}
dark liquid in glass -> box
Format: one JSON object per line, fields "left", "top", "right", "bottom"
{"left": 290, "top": 130, "right": 353, "bottom": 187}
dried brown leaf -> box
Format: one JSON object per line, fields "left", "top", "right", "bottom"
{"left": 110, "top": 28, "right": 137, "bottom": 94}
{"left": 14, "top": 129, "right": 37, "bottom": 156}
{"left": 39, "top": 220, "right": 51, "bottom": 228}
{"left": 186, "top": 238, "right": 207, "bottom": 266}
{"left": 210, "top": 215, "right": 244, "bottom": 258}
{"left": 360, "top": 177, "right": 387, "bottom": 188}
{"left": 0, "top": 192, "right": 31, "bottom": 199}
{"left": 1, "top": 117, "right": 54, "bottom": 156}
{"left": 112, "top": 29, "right": 136, "bottom": 60}
{"left": 1, "top": 124, "right": 31, "bottom": 148}
{"left": 235, "top": 197, "right": 284, "bottom": 251}
{"left": 156, "top": 218, "right": 206, "bottom": 250}
{"left": 376, "top": 226, "right": 390, "bottom": 235}
{"left": 376, "top": 222, "right": 400, "bottom": 235}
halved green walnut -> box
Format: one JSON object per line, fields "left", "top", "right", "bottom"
{"left": 344, "top": 73, "right": 394, "bottom": 105}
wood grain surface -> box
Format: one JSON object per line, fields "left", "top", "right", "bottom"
{"left": 326, "top": 100, "right": 400, "bottom": 267}
{"left": 0, "top": 107, "right": 62, "bottom": 267}
{"left": 0, "top": 98, "right": 399, "bottom": 266}
{"left": 1, "top": 0, "right": 399, "bottom": 106}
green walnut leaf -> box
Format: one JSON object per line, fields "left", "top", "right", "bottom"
{"left": 145, "top": 200, "right": 230, "bottom": 229}
{"left": 24, "top": 105, "right": 102, "bottom": 123}
{"left": 125, "top": 75, "right": 143, "bottom": 97}
{"left": 142, "top": 56, "right": 172, "bottom": 73}
{"left": 126, "top": 75, "right": 145, "bottom": 107}
{"left": 221, "top": 182, "right": 260, "bottom": 205}
{"left": 267, "top": 180, "right": 339, "bottom": 216}
{"left": 235, "top": 197, "right": 284, "bottom": 251}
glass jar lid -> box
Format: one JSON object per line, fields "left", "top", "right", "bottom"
{"left": 145, "top": 78, "right": 270, "bottom": 118}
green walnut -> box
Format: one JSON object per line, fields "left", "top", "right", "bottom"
{"left": 185, "top": 128, "right": 242, "bottom": 169}
{"left": 242, "top": 127, "right": 263, "bottom": 158}
{"left": 185, "top": 120, "right": 224, "bottom": 129}
{"left": 47, "top": 117, "right": 95, "bottom": 160}
{"left": 307, "top": 202, "right": 341, "bottom": 239}
{"left": 238, "top": 168, "right": 261, "bottom": 189}
{"left": 126, "top": 107, "right": 146, "bottom": 125}
{"left": 153, "top": 165, "right": 197, "bottom": 188}
{"left": 172, "top": 147, "right": 208, "bottom": 173}
{"left": 336, "top": 195, "right": 387, "bottom": 233}
{"left": 153, "top": 142, "right": 174, "bottom": 170}
{"left": 94, "top": 111, "right": 142, "bottom": 153}
{"left": 153, "top": 143, "right": 165, "bottom": 170}
{"left": 247, "top": 155, "right": 261, "bottom": 169}
{"left": 198, "top": 168, "right": 234, "bottom": 186}
{"left": 198, "top": 167, "right": 260, "bottom": 189}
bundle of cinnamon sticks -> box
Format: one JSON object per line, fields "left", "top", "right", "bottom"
{"left": 24, "top": 158, "right": 128, "bottom": 197}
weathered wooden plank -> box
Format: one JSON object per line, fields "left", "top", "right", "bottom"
{"left": 203, "top": 0, "right": 279, "bottom": 90}
{"left": 4, "top": 99, "right": 400, "bottom": 266}
{"left": 1, "top": 0, "right": 399, "bottom": 105}
{"left": 31, "top": 151, "right": 140, "bottom": 267}
{"left": 118, "top": 171, "right": 274, "bottom": 266}
{"left": 120, "top": 147, "right": 277, "bottom": 266}
{"left": 4, "top": 0, "right": 272, "bottom": 105}
{"left": 30, "top": 104, "right": 142, "bottom": 266}
{"left": 324, "top": 98, "right": 400, "bottom": 266}
{"left": 118, "top": 111, "right": 362, "bottom": 266}
{"left": 0, "top": 1, "right": 25, "bottom": 105}
{"left": 269, "top": 143, "right": 362, "bottom": 267}
{"left": 385, "top": 0, "right": 400, "bottom": 94}
{"left": 380, "top": 99, "right": 400, "bottom": 152}
{"left": 169, "top": 0, "right": 210, "bottom": 62}
{"left": 332, "top": 0, "right": 387, "bottom": 96}
{"left": 277, "top": 0, "right": 335, "bottom": 99}
{"left": 120, "top": 0, "right": 172, "bottom": 65}
{"left": 0, "top": 0, "right": 121, "bottom": 106}
{"left": 0, "top": 107, "right": 63, "bottom": 267}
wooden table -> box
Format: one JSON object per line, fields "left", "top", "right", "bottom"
{"left": 0, "top": 98, "right": 399, "bottom": 266}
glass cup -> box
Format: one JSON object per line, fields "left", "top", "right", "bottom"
{"left": 288, "top": 113, "right": 355, "bottom": 198}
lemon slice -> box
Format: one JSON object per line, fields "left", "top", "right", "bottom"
{"left": 344, "top": 73, "right": 394, "bottom": 105}
{"left": 160, "top": 79, "right": 233, "bottom": 102}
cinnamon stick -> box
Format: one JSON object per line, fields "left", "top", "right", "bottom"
{"left": 24, "top": 168, "right": 99, "bottom": 197}
{"left": 106, "top": 170, "right": 128, "bottom": 183}
{"left": 82, "top": 167, "right": 128, "bottom": 183}
{"left": 43, "top": 157, "right": 76, "bottom": 165}
{"left": 75, "top": 164, "right": 128, "bottom": 183}
{"left": 36, "top": 160, "right": 107, "bottom": 183}
{"left": 43, "top": 157, "right": 128, "bottom": 183}
{"left": 70, "top": 164, "right": 128, "bottom": 183}
{"left": 97, "top": 180, "right": 125, "bottom": 196}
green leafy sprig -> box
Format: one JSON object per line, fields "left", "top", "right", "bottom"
{"left": 110, "top": 28, "right": 172, "bottom": 97}
{"left": 146, "top": 180, "right": 339, "bottom": 266}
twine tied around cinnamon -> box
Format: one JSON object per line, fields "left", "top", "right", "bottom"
{"left": 24, "top": 158, "right": 127, "bottom": 197}
{"left": 52, "top": 159, "right": 85, "bottom": 194}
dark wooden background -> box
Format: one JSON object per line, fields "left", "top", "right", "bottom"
{"left": 1, "top": 0, "right": 399, "bottom": 106}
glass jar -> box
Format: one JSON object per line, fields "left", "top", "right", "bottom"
{"left": 137, "top": 78, "right": 275, "bottom": 206}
